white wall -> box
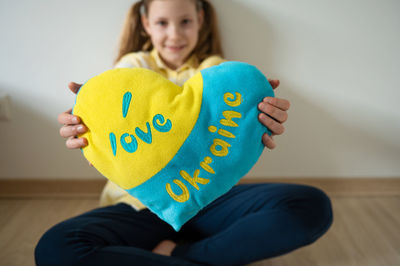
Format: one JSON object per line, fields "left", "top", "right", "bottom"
{"left": 0, "top": 0, "right": 399, "bottom": 179}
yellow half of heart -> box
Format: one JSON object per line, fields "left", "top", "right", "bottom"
{"left": 73, "top": 68, "right": 203, "bottom": 189}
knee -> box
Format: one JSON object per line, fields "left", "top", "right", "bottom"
{"left": 35, "top": 221, "right": 83, "bottom": 266}
{"left": 295, "top": 185, "right": 333, "bottom": 244}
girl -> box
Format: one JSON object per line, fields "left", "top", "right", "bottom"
{"left": 36, "top": 0, "right": 333, "bottom": 265}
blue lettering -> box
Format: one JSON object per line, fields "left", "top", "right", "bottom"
{"left": 135, "top": 122, "right": 152, "bottom": 144}
{"left": 153, "top": 114, "right": 172, "bottom": 132}
{"left": 109, "top": 132, "right": 117, "bottom": 156}
{"left": 122, "top": 91, "right": 132, "bottom": 118}
{"left": 120, "top": 133, "right": 138, "bottom": 153}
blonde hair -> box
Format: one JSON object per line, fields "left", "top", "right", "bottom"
{"left": 114, "top": 0, "right": 224, "bottom": 65}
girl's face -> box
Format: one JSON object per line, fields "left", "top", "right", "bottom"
{"left": 142, "top": 0, "right": 204, "bottom": 70}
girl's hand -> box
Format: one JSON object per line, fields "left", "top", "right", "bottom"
{"left": 58, "top": 82, "right": 88, "bottom": 149}
{"left": 258, "top": 79, "right": 290, "bottom": 149}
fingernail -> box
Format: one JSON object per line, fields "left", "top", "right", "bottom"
{"left": 77, "top": 125, "right": 85, "bottom": 133}
{"left": 72, "top": 116, "right": 79, "bottom": 123}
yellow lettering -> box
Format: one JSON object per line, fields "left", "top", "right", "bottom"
{"left": 224, "top": 92, "right": 242, "bottom": 107}
{"left": 220, "top": 110, "right": 242, "bottom": 127}
{"left": 210, "top": 138, "right": 231, "bottom": 157}
{"left": 166, "top": 180, "right": 190, "bottom": 203}
{"left": 200, "top": 156, "right": 215, "bottom": 174}
{"left": 218, "top": 128, "right": 235, "bottom": 138}
{"left": 180, "top": 169, "right": 209, "bottom": 190}
{"left": 208, "top": 125, "right": 217, "bottom": 133}
{"left": 208, "top": 125, "right": 235, "bottom": 139}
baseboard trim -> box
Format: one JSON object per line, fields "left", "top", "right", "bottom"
{"left": 241, "top": 177, "right": 400, "bottom": 196}
{"left": 0, "top": 179, "right": 106, "bottom": 198}
{"left": 0, "top": 177, "right": 399, "bottom": 198}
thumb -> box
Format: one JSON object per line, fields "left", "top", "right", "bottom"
{"left": 68, "top": 82, "right": 82, "bottom": 94}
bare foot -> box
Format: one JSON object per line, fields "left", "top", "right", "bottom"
{"left": 152, "top": 239, "right": 177, "bottom": 256}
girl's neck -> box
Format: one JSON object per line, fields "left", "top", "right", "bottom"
{"left": 161, "top": 58, "right": 181, "bottom": 70}
{"left": 157, "top": 51, "right": 194, "bottom": 71}
{"left": 159, "top": 56, "right": 183, "bottom": 71}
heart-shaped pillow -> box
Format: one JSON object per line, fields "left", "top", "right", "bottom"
{"left": 73, "top": 61, "right": 274, "bottom": 231}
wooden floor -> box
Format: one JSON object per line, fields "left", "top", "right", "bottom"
{"left": 0, "top": 195, "right": 399, "bottom": 266}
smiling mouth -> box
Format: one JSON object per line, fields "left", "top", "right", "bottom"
{"left": 166, "top": 45, "right": 186, "bottom": 52}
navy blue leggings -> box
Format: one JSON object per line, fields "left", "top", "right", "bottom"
{"left": 35, "top": 183, "right": 333, "bottom": 266}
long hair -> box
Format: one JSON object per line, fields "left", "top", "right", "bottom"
{"left": 114, "top": 0, "right": 223, "bottom": 65}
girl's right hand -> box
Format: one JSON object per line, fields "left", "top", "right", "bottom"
{"left": 58, "top": 82, "right": 88, "bottom": 149}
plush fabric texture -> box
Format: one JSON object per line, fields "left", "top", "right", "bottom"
{"left": 72, "top": 61, "right": 274, "bottom": 231}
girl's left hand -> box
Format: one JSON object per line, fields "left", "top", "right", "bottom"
{"left": 258, "top": 79, "right": 290, "bottom": 149}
